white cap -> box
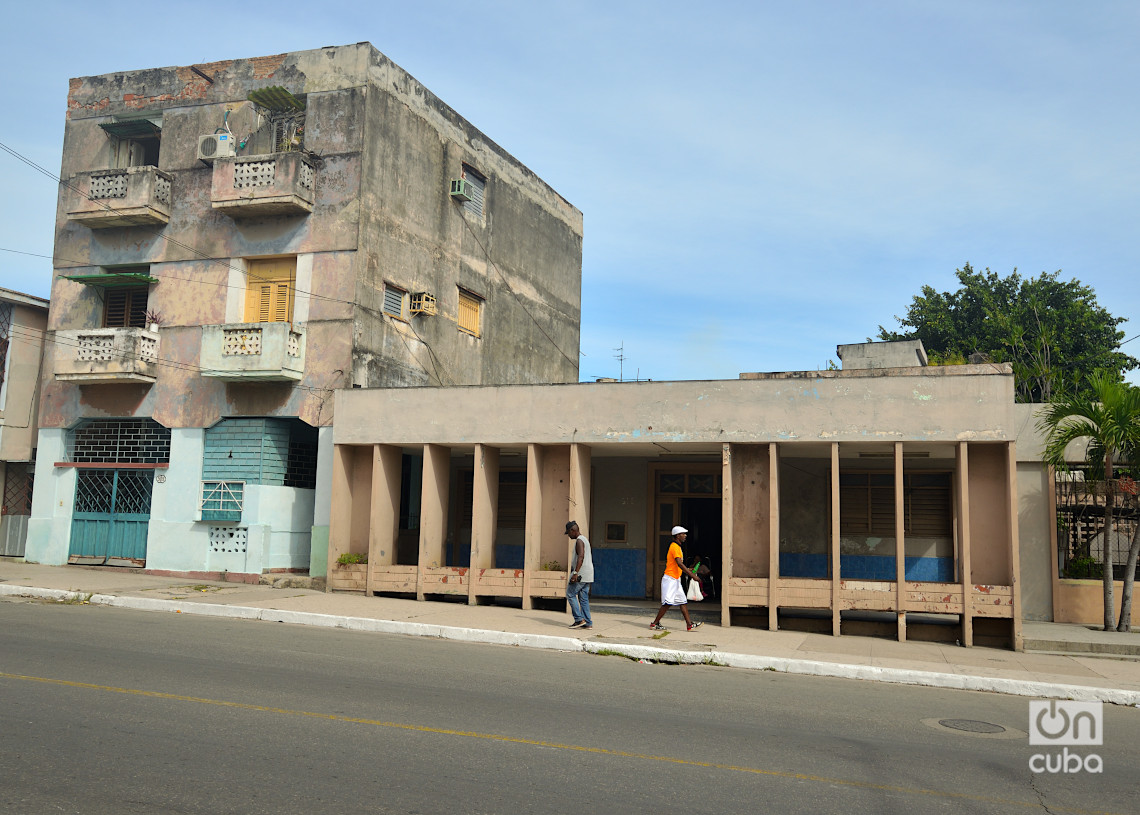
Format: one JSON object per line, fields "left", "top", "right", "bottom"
{"left": 671, "top": 526, "right": 688, "bottom": 536}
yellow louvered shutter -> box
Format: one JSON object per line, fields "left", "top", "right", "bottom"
{"left": 245, "top": 259, "right": 295, "bottom": 323}
{"left": 458, "top": 289, "right": 481, "bottom": 336}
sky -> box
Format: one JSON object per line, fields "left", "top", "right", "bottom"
{"left": 1, "top": 1, "right": 1136, "bottom": 384}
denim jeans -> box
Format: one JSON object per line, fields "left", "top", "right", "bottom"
{"left": 567, "top": 579, "right": 592, "bottom": 626}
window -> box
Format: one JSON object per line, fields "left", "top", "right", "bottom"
{"left": 460, "top": 164, "right": 486, "bottom": 217}
{"left": 458, "top": 288, "right": 482, "bottom": 337}
{"left": 200, "top": 481, "right": 244, "bottom": 522}
{"left": 839, "top": 471, "right": 952, "bottom": 537}
{"left": 244, "top": 258, "right": 296, "bottom": 324}
{"left": 104, "top": 286, "right": 149, "bottom": 328}
{"left": 383, "top": 284, "right": 407, "bottom": 319}
{"left": 100, "top": 114, "right": 162, "bottom": 169}
{"left": 114, "top": 137, "right": 160, "bottom": 169}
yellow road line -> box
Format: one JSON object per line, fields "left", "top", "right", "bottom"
{"left": 0, "top": 671, "right": 1121, "bottom": 815}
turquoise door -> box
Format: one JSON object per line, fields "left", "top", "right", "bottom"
{"left": 69, "top": 469, "right": 153, "bottom": 566}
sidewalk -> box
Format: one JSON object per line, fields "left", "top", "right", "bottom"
{"left": 3, "top": 560, "right": 1140, "bottom": 706}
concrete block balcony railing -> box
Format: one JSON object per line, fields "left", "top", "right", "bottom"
{"left": 66, "top": 166, "right": 173, "bottom": 229}
{"left": 210, "top": 153, "right": 316, "bottom": 218}
{"left": 53, "top": 327, "right": 160, "bottom": 383}
{"left": 199, "top": 323, "right": 306, "bottom": 382}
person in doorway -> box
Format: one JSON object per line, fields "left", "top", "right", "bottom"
{"left": 650, "top": 526, "right": 703, "bottom": 631}
{"left": 565, "top": 520, "right": 594, "bottom": 630}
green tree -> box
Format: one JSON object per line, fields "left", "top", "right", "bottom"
{"left": 1037, "top": 372, "right": 1140, "bottom": 631}
{"left": 879, "top": 265, "right": 1136, "bottom": 402}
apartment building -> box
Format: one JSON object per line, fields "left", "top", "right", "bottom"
{"left": 0, "top": 288, "right": 49, "bottom": 558}
{"left": 25, "top": 43, "right": 583, "bottom": 579}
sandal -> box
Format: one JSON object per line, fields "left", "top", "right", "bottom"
{"left": 649, "top": 623, "right": 666, "bottom": 631}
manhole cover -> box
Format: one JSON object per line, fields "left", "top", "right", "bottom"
{"left": 938, "top": 719, "right": 1006, "bottom": 734}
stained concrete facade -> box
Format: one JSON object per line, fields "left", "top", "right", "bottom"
{"left": 326, "top": 357, "right": 1056, "bottom": 649}
{"left": 26, "top": 44, "right": 582, "bottom": 577}
{"left": 0, "top": 289, "right": 49, "bottom": 557}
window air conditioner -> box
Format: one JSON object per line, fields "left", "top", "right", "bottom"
{"left": 410, "top": 292, "right": 438, "bottom": 316}
{"left": 198, "top": 133, "right": 236, "bottom": 162}
{"left": 449, "top": 179, "right": 473, "bottom": 202}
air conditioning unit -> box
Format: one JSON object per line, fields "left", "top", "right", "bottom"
{"left": 449, "top": 179, "right": 473, "bottom": 202}
{"left": 198, "top": 132, "right": 236, "bottom": 162}
{"left": 410, "top": 292, "right": 438, "bottom": 316}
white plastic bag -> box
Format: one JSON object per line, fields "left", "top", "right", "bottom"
{"left": 686, "top": 578, "right": 703, "bottom": 601}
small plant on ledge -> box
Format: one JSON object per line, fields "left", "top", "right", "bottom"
{"left": 336, "top": 552, "right": 367, "bottom": 566}
{"left": 144, "top": 309, "right": 163, "bottom": 330}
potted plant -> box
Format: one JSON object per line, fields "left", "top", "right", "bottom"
{"left": 145, "top": 309, "right": 163, "bottom": 332}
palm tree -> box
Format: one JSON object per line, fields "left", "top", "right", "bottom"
{"left": 1037, "top": 371, "right": 1140, "bottom": 631}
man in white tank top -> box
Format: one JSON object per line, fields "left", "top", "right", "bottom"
{"left": 565, "top": 520, "right": 594, "bottom": 630}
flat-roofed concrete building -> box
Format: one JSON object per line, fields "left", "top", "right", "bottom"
{"left": 326, "top": 342, "right": 1057, "bottom": 649}
{"left": 26, "top": 43, "right": 582, "bottom": 580}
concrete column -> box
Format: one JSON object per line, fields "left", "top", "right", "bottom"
{"left": 367, "top": 444, "right": 402, "bottom": 594}
{"left": 326, "top": 444, "right": 354, "bottom": 581}
{"left": 769, "top": 442, "right": 780, "bottom": 632}
{"left": 470, "top": 444, "right": 500, "bottom": 604}
{"left": 831, "top": 442, "right": 841, "bottom": 637}
{"left": 1047, "top": 463, "right": 1060, "bottom": 626}
{"left": 895, "top": 442, "right": 907, "bottom": 642}
{"left": 721, "top": 443, "right": 734, "bottom": 628}
{"left": 568, "top": 444, "right": 591, "bottom": 615}
{"left": 522, "top": 443, "right": 545, "bottom": 610}
{"left": 1007, "top": 441, "right": 1024, "bottom": 651}
{"left": 417, "top": 444, "right": 449, "bottom": 601}
{"left": 957, "top": 442, "right": 973, "bottom": 646}
{"left": 568, "top": 444, "right": 591, "bottom": 539}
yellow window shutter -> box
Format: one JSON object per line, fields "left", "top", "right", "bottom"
{"left": 245, "top": 259, "right": 296, "bottom": 323}
{"left": 272, "top": 282, "right": 293, "bottom": 323}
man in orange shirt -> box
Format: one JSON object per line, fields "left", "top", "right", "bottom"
{"left": 650, "top": 525, "right": 703, "bottom": 631}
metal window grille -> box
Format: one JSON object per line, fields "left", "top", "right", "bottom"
{"left": 200, "top": 481, "right": 244, "bottom": 522}
{"left": 74, "top": 468, "right": 153, "bottom": 514}
{"left": 2, "top": 462, "right": 34, "bottom": 516}
{"left": 1055, "top": 466, "right": 1140, "bottom": 580}
{"left": 460, "top": 165, "right": 486, "bottom": 217}
{"left": 285, "top": 435, "right": 318, "bottom": 489}
{"left": 382, "top": 285, "right": 406, "bottom": 318}
{"left": 67, "top": 419, "right": 171, "bottom": 464}
{"left": 0, "top": 302, "right": 11, "bottom": 392}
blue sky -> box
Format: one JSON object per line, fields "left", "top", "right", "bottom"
{"left": 1, "top": 1, "right": 1136, "bottom": 383}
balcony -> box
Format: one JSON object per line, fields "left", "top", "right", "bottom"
{"left": 66, "top": 167, "right": 173, "bottom": 229}
{"left": 210, "top": 153, "right": 315, "bottom": 218}
{"left": 54, "top": 327, "right": 159, "bottom": 383}
{"left": 200, "top": 323, "right": 306, "bottom": 382}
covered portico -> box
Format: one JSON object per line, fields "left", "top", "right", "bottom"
{"left": 326, "top": 363, "right": 1026, "bottom": 649}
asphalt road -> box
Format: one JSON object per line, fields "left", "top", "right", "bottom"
{"left": 1, "top": 598, "right": 1137, "bottom": 814}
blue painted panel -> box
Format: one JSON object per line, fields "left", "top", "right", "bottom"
{"left": 778, "top": 553, "right": 954, "bottom": 582}
{"left": 840, "top": 555, "right": 896, "bottom": 580}
{"left": 779, "top": 552, "right": 828, "bottom": 578}
{"left": 905, "top": 557, "right": 955, "bottom": 582}
{"left": 495, "top": 545, "right": 524, "bottom": 569}
{"left": 592, "top": 548, "right": 646, "bottom": 598}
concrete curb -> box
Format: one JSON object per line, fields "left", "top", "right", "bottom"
{"left": 6, "top": 584, "right": 1140, "bottom": 707}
